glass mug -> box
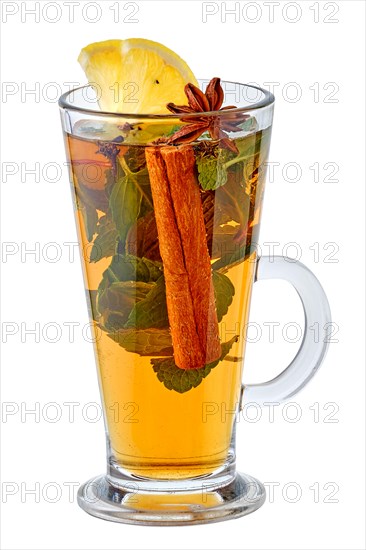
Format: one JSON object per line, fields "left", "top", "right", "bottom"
{"left": 59, "top": 81, "right": 331, "bottom": 525}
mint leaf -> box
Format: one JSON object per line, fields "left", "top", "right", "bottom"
{"left": 96, "top": 254, "right": 163, "bottom": 330}
{"left": 108, "top": 327, "right": 172, "bottom": 356}
{"left": 195, "top": 145, "right": 232, "bottom": 191}
{"left": 100, "top": 254, "right": 162, "bottom": 288}
{"left": 212, "top": 224, "right": 260, "bottom": 273}
{"left": 125, "top": 276, "right": 169, "bottom": 329}
{"left": 109, "top": 161, "right": 142, "bottom": 245}
{"left": 151, "top": 335, "right": 239, "bottom": 393}
{"left": 80, "top": 203, "right": 98, "bottom": 242}
{"left": 196, "top": 154, "right": 228, "bottom": 190}
{"left": 213, "top": 271, "right": 235, "bottom": 321}
{"left": 90, "top": 215, "right": 118, "bottom": 262}
{"left": 98, "top": 281, "right": 154, "bottom": 331}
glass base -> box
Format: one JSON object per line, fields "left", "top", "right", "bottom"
{"left": 77, "top": 471, "right": 266, "bottom": 525}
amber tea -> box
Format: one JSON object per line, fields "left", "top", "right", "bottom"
{"left": 64, "top": 117, "right": 271, "bottom": 480}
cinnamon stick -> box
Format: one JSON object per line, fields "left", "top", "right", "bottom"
{"left": 145, "top": 145, "right": 221, "bottom": 370}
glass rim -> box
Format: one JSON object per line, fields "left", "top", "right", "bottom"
{"left": 58, "top": 81, "right": 275, "bottom": 120}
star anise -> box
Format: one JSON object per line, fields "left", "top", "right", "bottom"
{"left": 164, "top": 77, "right": 248, "bottom": 153}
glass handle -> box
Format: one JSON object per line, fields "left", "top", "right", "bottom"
{"left": 242, "top": 255, "right": 331, "bottom": 405}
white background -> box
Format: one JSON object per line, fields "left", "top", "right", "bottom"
{"left": 0, "top": 1, "right": 365, "bottom": 549}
